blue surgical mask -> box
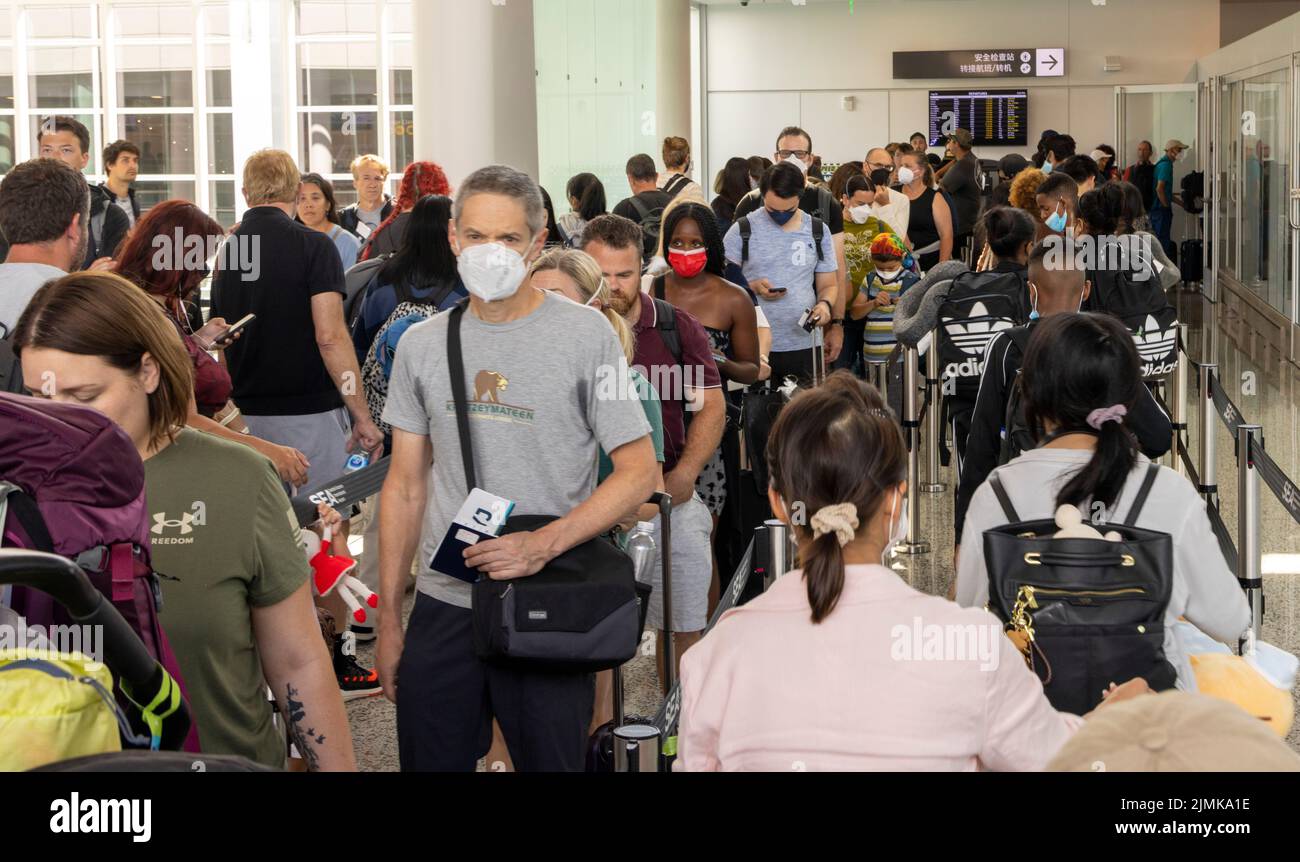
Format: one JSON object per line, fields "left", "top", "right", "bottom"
{"left": 1046, "top": 205, "right": 1068, "bottom": 234}
{"left": 1028, "top": 284, "right": 1040, "bottom": 321}
{"left": 1042, "top": 160, "right": 1054, "bottom": 175}
{"left": 768, "top": 208, "right": 796, "bottom": 226}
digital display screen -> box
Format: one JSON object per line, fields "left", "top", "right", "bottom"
{"left": 928, "top": 89, "right": 1028, "bottom": 147}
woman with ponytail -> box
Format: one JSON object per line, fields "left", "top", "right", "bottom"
{"left": 676, "top": 371, "right": 1120, "bottom": 771}
{"left": 556, "top": 172, "right": 608, "bottom": 247}
{"left": 956, "top": 314, "right": 1250, "bottom": 689}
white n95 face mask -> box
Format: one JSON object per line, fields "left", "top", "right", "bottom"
{"left": 897, "top": 167, "right": 916, "bottom": 185}
{"left": 784, "top": 154, "right": 809, "bottom": 175}
{"left": 458, "top": 242, "right": 527, "bottom": 303}
{"left": 849, "top": 204, "right": 873, "bottom": 225}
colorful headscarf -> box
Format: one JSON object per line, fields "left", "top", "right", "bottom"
{"left": 869, "top": 232, "right": 908, "bottom": 262}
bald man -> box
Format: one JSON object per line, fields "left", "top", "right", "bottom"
{"left": 864, "top": 147, "right": 910, "bottom": 239}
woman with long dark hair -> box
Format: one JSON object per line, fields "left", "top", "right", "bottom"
{"left": 956, "top": 313, "right": 1250, "bottom": 689}
{"left": 556, "top": 172, "right": 607, "bottom": 247}
{"left": 711, "top": 157, "right": 753, "bottom": 231}
{"left": 297, "top": 172, "right": 361, "bottom": 269}
{"left": 351, "top": 194, "right": 466, "bottom": 401}
{"left": 112, "top": 199, "right": 311, "bottom": 486}
{"left": 676, "top": 372, "right": 1144, "bottom": 771}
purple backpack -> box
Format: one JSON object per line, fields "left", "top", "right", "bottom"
{"left": 0, "top": 392, "right": 199, "bottom": 752}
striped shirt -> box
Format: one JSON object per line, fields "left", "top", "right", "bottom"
{"left": 863, "top": 269, "right": 920, "bottom": 362}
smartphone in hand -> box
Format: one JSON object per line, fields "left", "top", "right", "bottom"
{"left": 212, "top": 313, "right": 256, "bottom": 347}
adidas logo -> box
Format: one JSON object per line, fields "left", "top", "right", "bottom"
{"left": 152, "top": 512, "right": 195, "bottom": 536}
{"left": 943, "top": 303, "right": 1013, "bottom": 358}
{"left": 1133, "top": 315, "right": 1177, "bottom": 363}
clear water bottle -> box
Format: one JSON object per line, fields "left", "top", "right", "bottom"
{"left": 625, "top": 521, "right": 657, "bottom": 584}
{"left": 344, "top": 451, "right": 370, "bottom": 473}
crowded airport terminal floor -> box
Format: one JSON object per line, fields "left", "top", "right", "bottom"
{"left": 6, "top": 1, "right": 1300, "bottom": 838}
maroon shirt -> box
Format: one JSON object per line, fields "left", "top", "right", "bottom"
{"left": 630, "top": 292, "right": 721, "bottom": 473}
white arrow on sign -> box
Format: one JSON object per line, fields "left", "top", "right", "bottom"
{"left": 1036, "top": 48, "right": 1065, "bottom": 77}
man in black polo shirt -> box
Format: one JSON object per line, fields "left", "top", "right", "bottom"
{"left": 612, "top": 154, "right": 673, "bottom": 261}
{"left": 212, "top": 148, "right": 383, "bottom": 486}
{"left": 731, "top": 125, "right": 847, "bottom": 363}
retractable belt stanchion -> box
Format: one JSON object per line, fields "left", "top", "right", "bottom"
{"left": 1198, "top": 363, "right": 1219, "bottom": 506}
{"left": 897, "top": 345, "right": 930, "bottom": 555}
{"left": 1236, "top": 424, "right": 1265, "bottom": 649}
{"left": 764, "top": 519, "right": 791, "bottom": 591}
{"left": 1171, "top": 324, "right": 1189, "bottom": 479}
{"left": 614, "top": 725, "right": 661, "bottom": 772}
{"left": 922, "top": 329, "right": 946, "bottom": 494}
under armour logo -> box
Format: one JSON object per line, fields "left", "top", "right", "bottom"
{"left": 152, "top": 512, "right": 195, "bottom": 535}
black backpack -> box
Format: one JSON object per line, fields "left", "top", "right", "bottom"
{"left": 997, "top": 327, "right": 1035, "bottom": 466}
{"left": 1085, "top": 251, "right": 1179, "bottom": 378}
{"left": 937, "top": 268, "right": 1029, "bottom": 408}
{"left": 628, "top": 195, "right": 668, "bottom": 263}
{"left": 1180, "top": 170, "right": 1205, "bottom": 214}
{"left": 0, "top": 324, "right": 22, "bottom": 394}
{"left": 662, "top": 174, "right": 693, "bottom": 200}
{"left": 982, "top": 463, "right": 1178, "bottom": 715}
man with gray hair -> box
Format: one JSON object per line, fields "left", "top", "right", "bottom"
{"left": 376, "top": 164, "right": 657, "bottom": 771}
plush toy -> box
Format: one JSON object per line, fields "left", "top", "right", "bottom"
{"left": 1190, "top": 652, "right": 1295, "bottom": 738}
{"left": 1052, "top": 505, "right": 1122, "bottom": 542}
{"left": 298, "top": 526, "right": 379, "bottom": 625}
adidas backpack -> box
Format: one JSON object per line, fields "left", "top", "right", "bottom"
{"left": 1085, "top": 240, "right": 1179, "bottom": 377}
{"left": 937, "top": 268, "right": 1030, "bottom": 408}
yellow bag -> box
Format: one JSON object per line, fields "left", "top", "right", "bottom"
{"left": 0, "top": 649, "right": 123, "bottom": 772}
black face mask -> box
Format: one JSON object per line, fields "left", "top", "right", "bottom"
{"left": 869, "top": 168, "right": 892, "bottom": 186}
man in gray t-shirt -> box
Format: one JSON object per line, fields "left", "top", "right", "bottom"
{"left": 377, "top": 165, "right": 656, "bottom": 772}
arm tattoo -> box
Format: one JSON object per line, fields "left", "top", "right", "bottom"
{"left": 285, "top": 683, "right": 327, "bottom": 771}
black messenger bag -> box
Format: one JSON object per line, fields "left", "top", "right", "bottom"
{"left": 446, "top": 302, "right": 641, "bottom": 673}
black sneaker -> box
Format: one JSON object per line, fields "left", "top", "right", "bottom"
{"left": 334, "top": 631, "right": 381, "bottom": 701}
{"left": 350, "top": 623, "right": 375, "bottom": 644}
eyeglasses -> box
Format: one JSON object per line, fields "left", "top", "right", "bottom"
{"left": 777, "top": 149, "right": 810, "bottom": 160}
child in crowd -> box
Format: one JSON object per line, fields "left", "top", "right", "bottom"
{"left": 851, "top": 232, "right": 919, "bottom": 392}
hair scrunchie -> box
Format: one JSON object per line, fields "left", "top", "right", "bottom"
{"left": 809, "top": 503, "right": 860, "bottom": 548}
{"left": 1086, "top": 404, "right": 1128, "bottom": 430}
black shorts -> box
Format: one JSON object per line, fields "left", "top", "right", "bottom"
{"left": 395, "top": 593, "right": 595, "bottom": 772}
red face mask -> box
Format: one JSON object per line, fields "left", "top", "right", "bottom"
{"left": 668, "top": 247, "right": 708, "bottom": 279}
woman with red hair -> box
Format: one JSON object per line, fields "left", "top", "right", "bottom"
{"left": 358, "top": 160, "right": 451, "bottom": 261}
{"left": 113, "top": 199, "right": 311, "bottom": 485}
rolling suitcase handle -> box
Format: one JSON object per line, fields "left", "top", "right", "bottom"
{"left": 652, "top": 491, "right": 675, "bottom": 692}
{"left": 611, "top": 491, "right": 674, "bottom": 731}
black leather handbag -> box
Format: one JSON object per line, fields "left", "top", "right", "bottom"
{"left": 982, "top": 463, "right": 1178, "bottom": 714}
{"left": 446, "top": 302, "right": 641, "bottom": 674}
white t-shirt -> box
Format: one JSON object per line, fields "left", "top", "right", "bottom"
{"left": 871, "top": 188, "right": 911, "bottom": 245}
{"left": 956, "top": 448, "right": 1252, "bottom": 690}
{"left": 0, "top": 263, "right": 65, "bottom": 335}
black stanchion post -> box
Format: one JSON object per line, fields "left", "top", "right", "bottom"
{"left": 922, "top": 328, "right": 946, "bottom": 494}
{"left": 1198, "top": 363, "right": 1219, "bottom": 507}
{"left": 1236, "top": 424, "right": 1264, "bottom": 651}
{"left": 898, "top": 345, "right": 930, "bottom": 555}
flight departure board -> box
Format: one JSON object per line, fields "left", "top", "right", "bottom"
{"left": 928, "top": 90, "right": 1028, "bottom": 147}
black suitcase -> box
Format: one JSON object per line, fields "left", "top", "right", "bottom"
{"left": 1179, "top": 238, "right": 1203, "bottom": 284}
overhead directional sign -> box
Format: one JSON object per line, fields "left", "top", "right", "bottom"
{"left": 1036, "top": 48, "right": 1064, "bottom": 77}
{"left": 894, "top": 49, "right": 1066, "bottom": 80}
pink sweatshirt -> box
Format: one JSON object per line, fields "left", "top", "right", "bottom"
{"left": 676, "top": 564, "right": 1084, "bottom": 771}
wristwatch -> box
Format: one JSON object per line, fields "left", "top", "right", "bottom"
{"left": 830, "top": 318, "right": 845, "bottom": 327}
